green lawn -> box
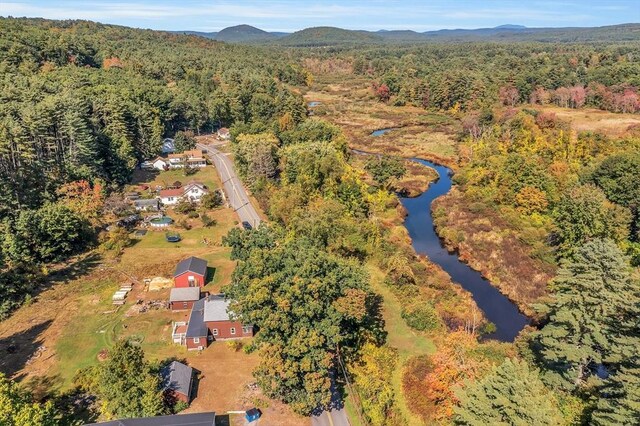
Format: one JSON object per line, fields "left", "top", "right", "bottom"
{"left": 365, "top": 263, "right": 436, "bottom": 426}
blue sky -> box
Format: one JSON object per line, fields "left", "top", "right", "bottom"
{"left": 2, "top": 1, "right": 639, "bottom": 32}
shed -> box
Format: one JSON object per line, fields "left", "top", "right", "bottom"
{"left": 173, "top": 256, "right": 208, "bottom": 288}
{"left": 161, "top": 361, "right": 194, "bottom": 403}
{"left": 133, "top": 198, "right": 160, "bottom": 212}
{"left": 169, "top": 287, "right": 201, "bottom": 311}
{"left": 162, "top": 138, "right": 175, "bottom": 154}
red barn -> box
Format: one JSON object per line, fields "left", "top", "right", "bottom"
{"left": 203, "top": 295, "right": 254, "bottom": 340}
{"left": 174, "top": 256, "right": 207, "bottom": 288}
{"left": 169, "top": 287, "right": 201, "bottom": 311}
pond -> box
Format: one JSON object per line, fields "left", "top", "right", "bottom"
{"left": 307, "top": 101, "right": 322, "bottom": 107}
{"left": 371, "top": 128, "right": 397, "bottom": 137}
{"left": 399, "top": 158, "right": 529, "bottom": 341}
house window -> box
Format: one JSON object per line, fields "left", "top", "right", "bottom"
{"left": 193, "top": 337, "right": 200, "bottom": 344}
{"left": 183, "top": 302, "right": 188, "bottom": 308}
{"left": 168, "top": 197, "right": 174, "bottom": 202}
{"left": 230, "top": 327, "right": 236, "bottom": 335}
{"left": 212, "top": 329, "right": 218, "bottom": 336}
{"left": 188, "top": 276, "right": 196, "bottom": 286}
{"left": 242, "top": 326, "right": 252, "bottom": 334}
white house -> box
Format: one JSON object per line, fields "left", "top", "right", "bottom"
{"left": 217, "top": 128, "right": 230, "bottom": 140}
{"left": 159, "top": 188, "right": 183, "bottom": 205}
{"left": 162, "top": 138, "right": 176, "bottom": 154}
{"left": 183, "top": 182, "right": 209, "bottom": 203}
{"left": 159, "top": 182, "right": 209, "bottom": 206}
{"left": 151, "top": 157, "right": 169, "bottom": 171}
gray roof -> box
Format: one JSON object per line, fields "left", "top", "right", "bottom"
{"left": 169, "top": 287, "right": 201, "bottom": 302}
{"left": 186, "top": 298, "right": 208, "bottom": 338}
{"left": 90, "top": 412, "right": 215, "bottom": 425}
{"left": 174, "top": 256, "right": 208, "bottom": 278}
{"left": 134, "top": 199, "right": 159, "bottom": 207}
{"left": 203, "top": 294, "right": 232, "bottom": 322}
{"left": 161, "top": 361, "right": 193, "bottom": 398}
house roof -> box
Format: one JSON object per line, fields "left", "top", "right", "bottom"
{"left": 90, "top": 412, "right": 216, "bottom": 426}
{"left": 186, "top": 298, "right": 208, "bottom": 338}
{"left": 174, "top": 256, "right": 208, "bottom": 277}
{"left": 218, "top": 127, "right": 230, "bottom": 134}
{"left": 161, "top": 361, "right": 193, "bottom": 397}
{"left": 159, "top": 188, "right": 183, "bottom": 198}
{"left": 134, "top": 199, "right": 159, "bottom": 207}
{"left": 203, "top": 294, "right": 232, "bottom": 322}
{"left": 152, "top": 157, "right": 167, "bottom": 164}
{"left": 169, "top": 287, "right": 201, "bottom": 302}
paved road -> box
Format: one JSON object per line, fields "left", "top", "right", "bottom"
{"left": 199, "top": 142, "right": 347, "bottom": 426}
{"left": 197, "top": 143, "right": 262, "bottom": 228}
{"left": 311, "top": 407, "right": 349, "bottom": 426}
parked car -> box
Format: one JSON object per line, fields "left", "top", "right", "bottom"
{"left": 242, "top": 221, "right": 252, "bottom": 230}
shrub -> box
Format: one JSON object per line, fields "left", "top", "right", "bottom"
{"left": 173, "top": 400, "right": 189, "bottom": 413}
{"left": 174, "top": 200, "right": 196, "bottom": 215}
{"left": 186, "top": 211, "right": 199, "bottom": 219}
{"left": 201, "top": 213, "right": 216, "bottom": 227}
{"left": 201, "top": 191, "right": 223, "bottom": 209}
{"left": 178, "top": 219, "right": 191, "bottom": 230}
{"left": 227, "top": 340, "right": 243, "bottom": 352}
{"left": 401, "top": 303, "right": 441, "bottom": 331}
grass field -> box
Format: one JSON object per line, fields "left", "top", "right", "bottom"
{"left": 0, "top": 166, "right": 303, "bottom": 424}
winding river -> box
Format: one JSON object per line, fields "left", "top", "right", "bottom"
{"left": 369, "top": 129, "right": 529, "bottom": 342}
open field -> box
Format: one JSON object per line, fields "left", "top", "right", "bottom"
{"left": 0, "top": 167, "right": 301, "bottom": 424}
{"left": 533, "top": 105, "right": 640, "bottom": 137}
{"left": 305, "top": 75, "right": 461, "bottom": 168}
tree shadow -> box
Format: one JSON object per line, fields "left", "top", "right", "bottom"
{"left": 46, "top": 253, "right": 102, "bottom": 287}
{"left": 215, "top": 414, "right": 231, "bottom": 426}
{"left": 0, "top": 319, "right": 53, "bottom": 378}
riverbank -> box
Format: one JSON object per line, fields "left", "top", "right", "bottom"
{"left": 432, "top": 189, "right": 556, "bottom": 318}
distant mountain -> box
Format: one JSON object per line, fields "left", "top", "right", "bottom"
{"left": 275, "top": 26, "right": 383, "bottom": 46}
{"left": 494, "top": 24, "right": 527, "bottom": 30}
{"left": 173, "top": 30, "right": 217, "bottom": 39}
{"left": 176, "top": 23, "right": 640, "bottom": 45}
{"left": 215, "top": 24, "right": 278, "bottom": 42}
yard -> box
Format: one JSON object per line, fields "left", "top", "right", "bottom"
{"left": 0, "top": 167, "right": 302, "bottom": 424}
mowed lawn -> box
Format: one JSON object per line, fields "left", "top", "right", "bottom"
{"left": 365, "top": 264, "right": 436, "bottom": 426}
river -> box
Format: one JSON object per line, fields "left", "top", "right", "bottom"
{"left": 368, "top": 129, "right": 529, "bottom": 342}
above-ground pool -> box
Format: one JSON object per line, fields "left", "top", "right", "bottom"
{"left": 149, "top": 216, "right": 173, "bottom": 228}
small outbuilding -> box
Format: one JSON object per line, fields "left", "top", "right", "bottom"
{"left": 160, "top": 361, "right": 194, "bottom": 404}
{"left": 173, "top": 256, "right": 208, "bottom": 287}
{"left": 162, "top": 138, "right": 176, "bottom": 154}
{"left": 151, "top": 157, "right": 169, "bottom": 171}
{"left": 133, "top": 198, "right": 160, "bottom": 212}
{"left": 169, "top": 287, "right": 201, "bottom": 311}
{"left": 217, "top": 127, "right": 230, "bottom": 140}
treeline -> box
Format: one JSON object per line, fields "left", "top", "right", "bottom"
{"left": 305, "top": 42, "right": 640, "bottom": 112}
{"left": 0, "top": 18, "right": 309, "bottom": 317}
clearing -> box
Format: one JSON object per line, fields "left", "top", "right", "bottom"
{"left": 0, "top": 166, "right": 301, "bottom": 424}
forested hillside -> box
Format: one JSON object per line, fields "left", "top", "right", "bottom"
{"left": 0, "top": 18, "right": 309, "bottom": 316}
{"left": 1, "top": 16, "right": 639, "bottom": 426}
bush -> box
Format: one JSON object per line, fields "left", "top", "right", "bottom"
{"left": 173, "top": 400, "right": 189, "bottom": 413}
{"left": 201, "top": 191, "right": 223, "bottom": 209}
{"left": 226, "top": 340, "right": 243, "bottom": 352}
{"left": 174, "top": 200, "right": 196, "bottom": 215}
{"left": 201, "top": 213, "right": 216, "bottom": 227}
{"left": 178, "top": 219, "right": 191, "bottom": 230}
{"left": 401, "top": 303, "right": 441, "bottom": 331}
{"left": 187, "top": 211, "right": 199, "bottom": 219}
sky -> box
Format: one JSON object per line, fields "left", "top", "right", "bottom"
{"left": 2, "top": 1, "right": 639, "bottom": 33}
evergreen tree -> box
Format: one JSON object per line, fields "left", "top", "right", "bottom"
{"left": 454, "top": 359, "right": 563, "bottom": 426}
{"left": 535, "top": 239, "right": 639, "bottom": 389}
{"left": 0, "top": 373, "right": 58, "bottom": 426}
